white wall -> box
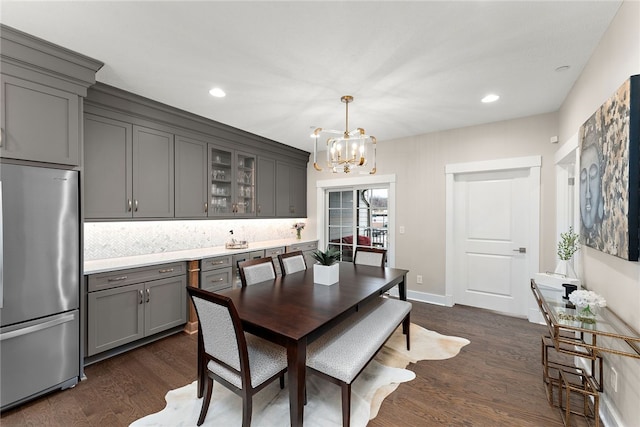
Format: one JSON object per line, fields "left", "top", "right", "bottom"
{"left": 306, "top": 112, "right": 559, "bottom": 297}
{"left": 557, "top": 1, "right": 640, "bottom": 425}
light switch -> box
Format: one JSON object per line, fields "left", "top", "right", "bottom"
{"left": 399, "top": 226, "right": 405, "bottom": 234}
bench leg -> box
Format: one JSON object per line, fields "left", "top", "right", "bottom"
{"left": 341, "top": 382, "right": 351, "bottom": 427}
{"left": 403, "top": 314, "right": 411, "bottom": 351}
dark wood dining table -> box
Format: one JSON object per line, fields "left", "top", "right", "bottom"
{"left": 216, "top": 262, "right": 408, "bottom": 427}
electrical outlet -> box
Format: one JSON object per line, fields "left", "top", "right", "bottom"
{"left": 399, "top": 226, "right": 405, "bottom": 234}
{"left": 611, "top": 366, "right": 618, "bottom": 393}
{"left": 416, "top": 275, "right": 423, "bottom": 284}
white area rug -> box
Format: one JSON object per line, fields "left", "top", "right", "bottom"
{"left": 131, "top": 324, "right": 470, "bottom": 427}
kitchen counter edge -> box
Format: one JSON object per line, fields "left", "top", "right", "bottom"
{"left": 84, "top": 238, "right": 318, "bottom": 275}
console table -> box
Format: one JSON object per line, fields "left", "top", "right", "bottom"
{"left": 531, "top": 280, "right": 640, "bottom": 427}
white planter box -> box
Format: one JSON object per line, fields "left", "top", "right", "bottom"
{"left": 313, "top": 263, "right": 339, "bottom": 285}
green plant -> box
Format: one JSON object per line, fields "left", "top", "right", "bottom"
{"left": 311, "top": 247, "right": 341, "bottom": 266}
{"left": 557, "top": 226, "right": 580, "bottom": 261}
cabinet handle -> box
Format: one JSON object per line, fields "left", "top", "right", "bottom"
{"left": 211, "top": 261, "right": 225, "bottom": 265}
{"left": 138, "top": 289, "right": 144, "bottom": 304}
{"left": 127, "top": 199, "right": 132, "bottom": 212}
{"left": 158, "top": 268, "right": 174, "bottom": 273}
{"left": 146, "top": 288, "right": 150, "bottom": 303}
{"left": 0, "top": 127, "right": 3, "bottom": 147}
{"left": 212, "top": 278, "right": 224, "bottom": 282}
{"left": 134, "top": 199, "right": 139, "bottom": 212}
{"left": 108, "top": 276, "right": 128, "bottom": 282}
{"left": 204, "top": 202, "right": 208, "bottom": 213}
{"left": 257, "top": 204, "right": 261, "bottom": 213}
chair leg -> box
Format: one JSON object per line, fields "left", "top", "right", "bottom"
{"left": 197, "top": 376, "right": 214, "bottom": 426}
{"left": 279, "top": 372, "right": 285, "bottom": 389}
{"left": 242, "top": 394, "right": 253, "bottom": 427}
{"left": 341, "top": 382, "right": 351, "bottom": 427}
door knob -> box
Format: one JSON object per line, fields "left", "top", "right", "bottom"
{"left": 513, "top": 247, "right": 527, "bottom": 253}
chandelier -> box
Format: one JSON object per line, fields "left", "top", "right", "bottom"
{"left": 312, "top": 95, "right": 377, "bottom": 174}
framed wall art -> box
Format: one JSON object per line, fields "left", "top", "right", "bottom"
{"left": 579, "top": 74, "right": 640, "bottom": 261}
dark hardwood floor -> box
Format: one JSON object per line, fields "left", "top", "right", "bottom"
{"left": 1, "top": 301, "right": 595, "bottom": 426}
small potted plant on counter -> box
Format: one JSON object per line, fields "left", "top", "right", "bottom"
{"left": 311, "top": 246, "right": 341, "bottom": 285}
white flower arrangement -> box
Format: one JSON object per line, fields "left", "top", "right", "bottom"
{"left": 568, "top": 290, "right": 606, "bottom": 308}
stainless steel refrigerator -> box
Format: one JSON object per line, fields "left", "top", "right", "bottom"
{"left": 0, "top": 163, "right": 80, "bottom": 411}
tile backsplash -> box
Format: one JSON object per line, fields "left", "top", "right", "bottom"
{"left": 84, "top": 218, "right": 308, "bottom": 260}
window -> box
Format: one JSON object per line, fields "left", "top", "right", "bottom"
{"left": 326, "top": 187, "right": 389, "bottom": 262}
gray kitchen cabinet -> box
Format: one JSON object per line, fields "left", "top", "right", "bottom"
{"left": 286, "top": 240, "right": 318, "bottom": 268}
{"left": 257, "top": 156, "right": 276, "bottom": 217}
{"left": 84, "top": 114, "right": 132, "bottom": 219}
{"left": 0, "top": 75, "right": 80, "bottom": 165}
{"left": 276, "top": 161, "right": 307, "bottom": 217}
{"left": 209, "top": 144, "right": 256, "bottom": 217}
{"left": 84, "top": 114, "right": 174, "bottom": 219}
{"left": 133, "top": 125, "right": 175, "bottom": 218}
{"left": 86, "top": 262, "right": 187, "bottom": 357}
{"left": 0, "top": 25, "right": 102, "bottom": 166}
{"left": 199, "top": 255, "right": 233, "bottom": 292}
{"left": 83, "top": 82, "right": 309, "bottom": 221}
{"left": 175, "top": 135, "right": 208, "bottom": 218}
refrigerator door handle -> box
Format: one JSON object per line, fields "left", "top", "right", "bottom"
{"left": 0, "top": 313, "right": 76, "bottom": 341}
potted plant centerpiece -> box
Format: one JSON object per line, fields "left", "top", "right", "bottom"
{"left": 311, "top": 246, "right": 341, "bottom": 285}
{"left": 555, "top": 226, "right": 580, "bottom": 278}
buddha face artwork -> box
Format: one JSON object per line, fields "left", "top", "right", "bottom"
{"left": 578, "top": 75, "right": 639, "bottom": 261}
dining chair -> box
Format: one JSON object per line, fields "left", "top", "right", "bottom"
{"left": 187, "top": 287, "right": 287, "bottom": 427}
{"left": 353, "top": 247, "right": 387, "bottom": 267}
{"left": 238, "top": 257, "right": 277, "bottom": 286}
{"left": 277, "top": 251, "right": 307, "bottom": 275}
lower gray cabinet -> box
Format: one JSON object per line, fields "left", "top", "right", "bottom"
{"left": 86, "top": 263, "right": 187, "bottom": 357}
{"left": 200, "top": 255, "right": 233, "bottom": 292}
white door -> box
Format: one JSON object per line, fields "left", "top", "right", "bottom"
{"left": 447, "top": 158, "right": 540, "bottom": 317}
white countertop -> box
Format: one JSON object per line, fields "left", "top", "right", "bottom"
{"left": 84, "top": 238, "right": 318, "bottom": 275}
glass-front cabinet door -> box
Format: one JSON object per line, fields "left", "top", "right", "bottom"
{"left": 208, "top": 145, "right": 256, "bottom": 217}
{"left": 234, "top": 151, "right": 255, "bottom": 216}
{"left": 210, "top": 146, "right": 233, "bottom": 216}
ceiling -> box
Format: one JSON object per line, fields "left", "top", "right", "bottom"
{"left": 0, "top": 1, "right": 622, "bottom": 152}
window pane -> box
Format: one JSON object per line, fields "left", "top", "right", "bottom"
{"left": 329, "top": 191, "right": 342, "bottom": 208}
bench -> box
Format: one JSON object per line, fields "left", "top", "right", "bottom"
{"left": 306, "top": 297, "right": 412, "bottom": 427}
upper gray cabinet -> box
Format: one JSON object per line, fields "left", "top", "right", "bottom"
{"left": 0, "top": 25, "right": 102, "bottom": 166}
{"left": 257, "top": 157, "right": 276, "bottom": 217}
{"left": 83, "top": 82, "right": 309, "bottom": 220}
{"left": 209, "top": 144, "right": 256, "bottom": 217}
{"left": 84, "top": 114, "right": 174, "bottom": 219}
{"left": 175, "top": 135, "right": 208, "bottom": 218}
{"left": 276, "top": 161, "right": 307, "bottom": 217}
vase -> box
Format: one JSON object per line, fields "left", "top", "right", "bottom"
{"left": 575, "top": 303, "right": 598, "bottom": 323}
{"left": 296, "top": 229, "right": 302, "bottom": 239}
{"left": 313, "top": 263, "right": 339, "bottom": 285}
{"left": 554, "top": 259, "right": 577, "bottom": 279}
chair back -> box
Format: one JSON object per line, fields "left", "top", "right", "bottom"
{"left": 278, "top": 251, "right": 307, "bottom": 275}
{"left": 353, "top": 247, "right": 387, "bottom": 267}
{"left": 187, "top": 287, "right": 250, "bottom": 384}
{"left": 238, "top": 257, "right": 276, "bottom": 286}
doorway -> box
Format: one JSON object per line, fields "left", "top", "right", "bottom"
{"left": 445, "top": 157, "right": 540, "bottom": 317}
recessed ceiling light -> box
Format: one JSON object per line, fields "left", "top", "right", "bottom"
{"left": 209, "top": 88, "right": 226, "bottom": 98}
{"left": 555, "top": 65, "right": 571, "bottom": 72}
{"left": 481, "top": 94, "right": 500, "bottom": 103}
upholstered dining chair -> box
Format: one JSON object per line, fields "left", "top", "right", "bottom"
{"left": 353, "top": 247, "right": 387, "bottom": 267}
{"left": 187, "top": 287, "right": 287, "bottom": 427}
{"left": 238, "top": 257, "right": 276, "bottom": 286}
{"left": 277, "top": 251, "right": 307, "bottom": 275}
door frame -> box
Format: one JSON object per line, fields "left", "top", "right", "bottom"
{"left": 445, "top": 156, "right": 541, "bottom": 319}
{"left": 316, "top": 174, "right": 396, "bottom": 267}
